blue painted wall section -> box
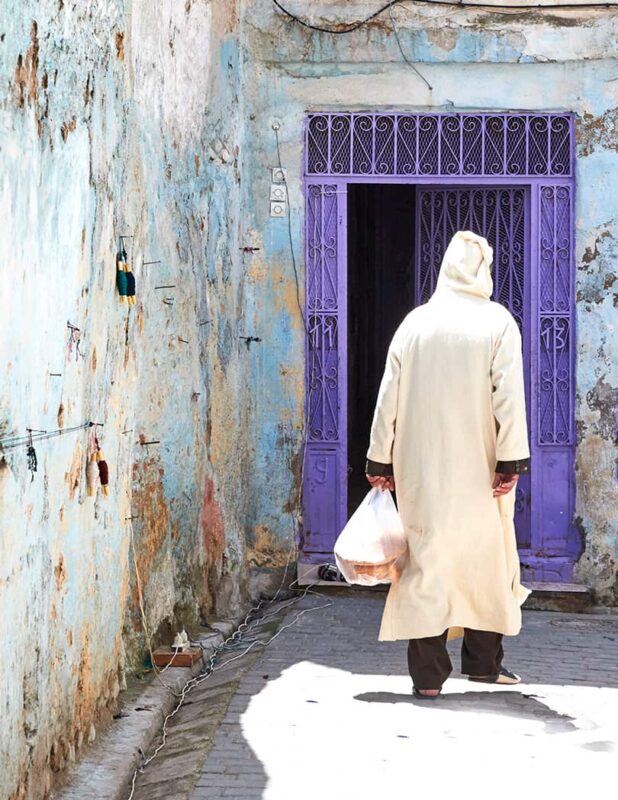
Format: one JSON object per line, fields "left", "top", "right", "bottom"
{"left": 0, "top": 2, "right": 253, "bottom": 798}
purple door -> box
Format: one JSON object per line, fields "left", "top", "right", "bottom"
{"left": 301, "top": 113, "right": 578, "bottom": 582}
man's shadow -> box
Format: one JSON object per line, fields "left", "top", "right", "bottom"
{"left": 354, "top": 690, "right": 577, "bottom": 734}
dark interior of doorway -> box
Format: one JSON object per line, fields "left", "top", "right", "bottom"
{"left": 347, "top": 184, "right": 416, "bottom": 515}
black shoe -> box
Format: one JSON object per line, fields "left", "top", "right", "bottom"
{"left": 468, "top": 667, "right": 521, "bottom": 685}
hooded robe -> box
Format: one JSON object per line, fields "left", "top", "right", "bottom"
{"left": 367, "top": 231, "right": 530, "bottom": 641}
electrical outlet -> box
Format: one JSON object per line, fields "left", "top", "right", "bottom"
{"left": 270, "top": 184, "right": 287, "bottom": 202}
{"left": 270, "top": 201, "right": 286, "bottom": 217}
{"left": 272, "top": 167, "right": 287, "bottom": 183}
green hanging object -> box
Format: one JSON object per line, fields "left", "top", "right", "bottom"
{"left": 116, "top": 246, "right": 128, "bottom": 302}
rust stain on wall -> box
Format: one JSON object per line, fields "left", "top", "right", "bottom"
{"left": 72, "top": 628, "right": 93, "bottom": 729}
{"left": 246, "top": 524, "right": 290, "bottom": 567}
{"left": 115, "top": 31, "right": 125, "bottom": 60}
{"left": 54, "top": 555, "right": 67, "bottom": 590}
{"left": 14, "top": 21, "right": 39, "bottom": 109}
{"left": 200, "top": 476, "right": 225, "bottom": 573}
{"left": 283, "top": 449, "right": 302, "bottom": 514}
{"left": 60, "top": 116, "right": 77, "bottom": 142}
{"left": 131, "top": 457, "right": 171, "bottom": 601}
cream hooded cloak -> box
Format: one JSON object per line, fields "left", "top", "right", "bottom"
{"left": 367, "top": 231, "right": 530, "bottom": 641}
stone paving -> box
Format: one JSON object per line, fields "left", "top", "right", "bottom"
{"left": 131, "top": 590, "right": 618, "bottom": 800}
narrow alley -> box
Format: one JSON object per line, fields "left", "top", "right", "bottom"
{"left": 70, "top": 592, "right": 618, "bottom": 800}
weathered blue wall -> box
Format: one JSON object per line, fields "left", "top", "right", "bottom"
{"left": 239, "top": 0, "right": 617, "bottom": 595}
{"left": 0, "top": 2, "right": 255, "bottom": 798}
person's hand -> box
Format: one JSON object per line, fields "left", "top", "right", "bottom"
{"left": 492, "top": 472, "right": 519, "bottom": 497}
{"left": 367, "top": 475, "right": 395, "bottom": 492}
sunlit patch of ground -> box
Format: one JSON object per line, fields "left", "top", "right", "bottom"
{"left": 242, "top": 663, "right": 617, "bottom": 799}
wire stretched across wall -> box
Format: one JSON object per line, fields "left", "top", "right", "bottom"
{"left": 272, "top": 0, "right": 618, "bottom": 36}
{"left": 0, "top": 421, "right": 100, "bottom": 452}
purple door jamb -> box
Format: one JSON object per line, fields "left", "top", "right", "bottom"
{"left": 300, "top": 113, "right": 578, "bottom": 582}
{"left": 302, "top": 185, "right": 348, "bottom": 555}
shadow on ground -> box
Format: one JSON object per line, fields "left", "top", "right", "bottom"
{"left": 354, "top": 689, "right": 577, "bottom": 733}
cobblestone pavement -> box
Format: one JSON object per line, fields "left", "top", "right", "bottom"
{"left": 132, "top": 591, "right": 618, "bottom": 800}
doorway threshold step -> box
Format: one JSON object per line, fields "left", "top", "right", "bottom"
{"left": 523, "top": 582, "right": 592, "bottom": 613}
{"left": 297, "top": 561, "right": 388, "bottom": 590}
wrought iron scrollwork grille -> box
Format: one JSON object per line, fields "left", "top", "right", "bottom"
{"left": 306, "top": 113, "right": 573, "bottom": 178}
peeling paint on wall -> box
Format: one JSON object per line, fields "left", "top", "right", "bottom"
{"left": 577, "top": 109, "right": 618, "bottom": 157}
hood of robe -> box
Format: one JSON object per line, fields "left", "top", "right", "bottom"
{"left": 434, "top": 230, "right": 494, "bottom": 300}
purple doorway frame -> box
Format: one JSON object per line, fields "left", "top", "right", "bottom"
{"left": 300, "top": 113, "right": 579, "bottom": 582}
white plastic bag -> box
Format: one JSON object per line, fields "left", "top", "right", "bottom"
{"left": 334, "top": 488, "right": 407, "bottom": 586}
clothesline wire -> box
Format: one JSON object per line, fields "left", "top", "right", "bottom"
{"left": 0, "top": 421, "right": 96, "bottom": 451}
{"left": 272, "top": 0, "right": 618, "bottom": 35}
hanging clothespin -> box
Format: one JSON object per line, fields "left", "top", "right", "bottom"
{"left": 26, "top": 429, "right": 38, "bottom": 482}
{"left": 67, "top": 321, "right": 84, "bottom": 360}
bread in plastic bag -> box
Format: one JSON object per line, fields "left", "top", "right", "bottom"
{"left": 334, "top": 488, "right": 407, "bottom": 586}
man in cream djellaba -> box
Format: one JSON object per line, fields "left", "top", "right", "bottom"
{"left": 366, "top": 230, "right": 530, "bottom": 699}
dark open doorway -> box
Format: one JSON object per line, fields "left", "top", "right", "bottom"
{"left": 347, "top": 184, "right": 417, "bottom": 515}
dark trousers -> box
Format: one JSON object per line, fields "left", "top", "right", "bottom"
{"left": 407, "top": 629, "right": 504, "bottom": 689}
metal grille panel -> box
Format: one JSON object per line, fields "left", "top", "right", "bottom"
{"left": 306, "top": 185, "right": 340, "bottom": 442}
{"left": 306, "top": 113, "right": 573, "bottom": 178}
{"left": 538, "top": 184, "right": 574, "bottom": 446}
{"left": 416, "top": 188, "right": 526, "bottom": 329}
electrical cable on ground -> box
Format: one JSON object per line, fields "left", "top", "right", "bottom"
{"left": 125, "top": 582, "right": 333, "bottom": 800}
{"left": 272, "top": 0, "right": 618, "bottom": 35}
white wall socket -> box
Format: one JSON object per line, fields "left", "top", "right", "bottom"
{"left": 270, "top": 201, "right": 286, "bottom": 217}
{"left": 271, "top": 167, "right": 287, "bottom": 183}
{"left": 270, "top": 184, "right": 287, "bottom": 201}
